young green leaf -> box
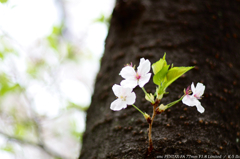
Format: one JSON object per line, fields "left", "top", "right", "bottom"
{"left": 153, "top": 65, "right": 169, "bottom": 85}
{"left": 152, "top": 53, "right": 167, "bottom": 74}
{"left": 164, "top": 66, "right": 194, "bottom": 88}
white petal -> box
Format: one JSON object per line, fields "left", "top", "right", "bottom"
{"left": 110, "top": 99, "right": 127, "bottom": 111}
{"left": 112, "top": 84, "right": 122, "bottom": 97}
{"left": 191, "top": 82, "right": 196, "bottom": 93}
{"left": 120, "top": 79, "right": 138, "bottom": 88}
{"left": 182, "top": 95, "right": 200, "bottom": 107}
{"left": 138, "top": 73, "right": 151, "bottom": 87}
{"left": 182, "top": 95, "right": 192, "bottom": 106}
{"left": 137, "top": 58, "right": 151, "bottom": 75}
{"left": 139, "top": 58, "right": 146, "bottom": 65}
{"left": 119, "top": 66, "right": 136, "bottom": 79}
{"left": 195, "top": 82, "right": 205, "bottom": 97}
{"left": 125, "top": 92, "right": 136, "bottom": 105}
{"left": 196, "top": 104, "right": 205, "bottom": 113}
{"left": 121, "top": 86, "right": 133, "bottom": 95}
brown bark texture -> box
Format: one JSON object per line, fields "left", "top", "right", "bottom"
{"left": 80, "top": 0, "right": 240, "bottom": 158}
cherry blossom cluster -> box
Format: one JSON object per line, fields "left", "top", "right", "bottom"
{"left": 109, "top": 53, "right": 205, "bottom": 152}
{"left": 110, "top": 56, "right": 205, "bottom": 113}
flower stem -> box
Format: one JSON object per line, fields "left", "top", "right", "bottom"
{"left": 142, "top": 87, "right": 148, "bottom": 95}
{"left": 132, "top": 104, "right": 145, "bottom": 116}
{"left": 166, "top": 96, "right": 184, "bottom": 108}
{"left": 148, "top": 102, "right": 158, "bottom": 153}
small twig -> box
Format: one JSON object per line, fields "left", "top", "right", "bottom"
{"left": 148, "top": 99, "right": 160, "bottom": 153}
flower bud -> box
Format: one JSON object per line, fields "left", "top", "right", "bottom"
{"left": 144, "top": 113, "right": 151, "bottom": 124}
{"left": 156, "top": 104, "right": 168, "bottom": 114}
{"left": 156, "top": 87, "right": 164, "bottom": 100}
{"left": 145, "top": 93, "right": 155, "bottom": 104}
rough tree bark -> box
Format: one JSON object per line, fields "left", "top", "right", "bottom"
{"left": 80, "top": 0, "right": 240, "bottom": 158}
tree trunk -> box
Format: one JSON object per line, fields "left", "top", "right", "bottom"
{"left": 79, "top": 0, "right": 240, "bottom": 158}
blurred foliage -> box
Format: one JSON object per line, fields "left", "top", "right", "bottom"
{"left": 47, "top": 24, "right": 64, "bottom": 51}
{"left": 14, "top": 121, "right": 30, "bottom": 138}
{"left": 26, "top": 59, "right": 46, "bottom": 78}
{"left": 94, "top": 14, "right": 111, "bottom": 27}
{"left": 0, "top": 0, "right": 113, "bottom": 158}
{"left": 0, "top": 36, "right": 17, "bottom": 60}
{"left": 0, "top": 0, "right": 8, "bottom": 3}
{"left": 1, "top": 144, "right": 14, "bottom": 153}
{"left": 0, "top": 22, "right": 88, "bottom": 158}
{"left": 66, "top": 102, "right": 88, "bottom": 112}
{"left": 70, "top": 120, "right": 83, "bottom": 141}
{"left": 66, "top": 43, "right": 81, "bottom": 61}
{"left": 0, "top": 73, "right": 21, "bottom": 96}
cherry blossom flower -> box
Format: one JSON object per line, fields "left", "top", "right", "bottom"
{"left": 110, "top": 84, "right": 136, "bottom": 111}
{"left": 182, "top": 82, "right": 205, "bottom": 113}
{"left": 119, "top": 58, "right": 151, "bottom": 88}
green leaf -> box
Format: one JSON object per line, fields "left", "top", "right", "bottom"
{"left": 164, "top": 66, "right": 194, "bottom": 88}
{"left": 70, "top": 120, "right": 84, "bottom": 140}
{"left": 66, "top": 102, "right": 88, "bottom": 111}
{"left": 153, "top": 65, "right": 169, "bottom": 85}
{"left": 94, "top": 14, "right": 105, "bottom": 23}
{"left": 152, "top": 53, "right": 167, "bottom": 74}
{"left": 1, "top": 144, "right": 14, "bottom": 153}
{"left": 52, "top": 25, "right": 63, "bottom": 35}
{"left": 0, "top": 74, "right": 21, "bottom": 96}
{"left": 47, "top": 35, "right": 58, "bottom": 50}
{"left": 13, "top": 120, "right": 34, "bottom": 139}
{"left": 93, "top": 14, "right": 111, "bottom": 27}
{"left": 0, "top": 0, "right": 8, "bottom": 3}
{"left": 0, "top": 52, "right": 4, "bottom": 59}
{"left": 46, "top": 24, "right": 64, "bottom": 50}
{"left": 14, "top": 123, "right": 26, "bottom": 138}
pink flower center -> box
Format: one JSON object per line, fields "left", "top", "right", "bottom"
{"left": 194, "top": 93, "right": 201, "bottom": 99}
{"left": 184, "top": 86, "right": 191, "bottom": 95}
{"left": 135, "top": 73, "right": 141, "bottom": 80}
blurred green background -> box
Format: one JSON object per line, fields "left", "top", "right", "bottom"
{"left": 0, "top": 0, "right": 114, "bottom": 158}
